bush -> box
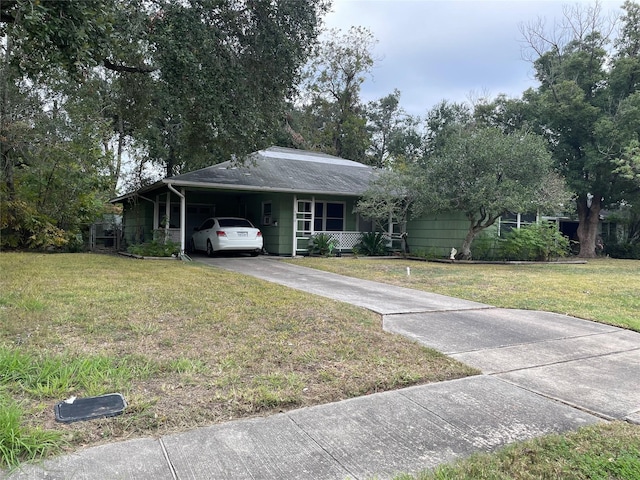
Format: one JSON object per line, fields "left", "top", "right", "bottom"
{"left": 353, "top": 232, "right": 390, "bottom": 256}
{"left": 472, "top": 232, "right": 501, "bottom": 261}
{"left": 307, "top": 233, "right": 338, "bottom": 256}
{"left": 128, "top": 239, "right": 180, "bottom": 257}
{"left": 605, "top": 242, "right": 640, "bottom": 259}
{"left": 0, "top": 200, "right": 68, "bottom": 251}
{"left": 500, "top": 223, "right": 570, "bottom": 261}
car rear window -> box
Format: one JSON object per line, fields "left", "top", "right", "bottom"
{"left": 218, "top": 219, "right": 253, "bottom": 228}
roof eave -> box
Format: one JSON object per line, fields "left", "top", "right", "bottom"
{"left": 164, "top": 179, "right": 366, "bottom": 197}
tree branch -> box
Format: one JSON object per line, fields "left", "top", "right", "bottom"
{"left": 103, "top": 59, "right": 158, "bottom": 74}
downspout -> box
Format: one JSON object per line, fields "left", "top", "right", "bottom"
{"left": 167, "top": 183, "right": 187, "bottom": 258}
{"left": 292, "top": 195, "right": 297, "bottom": 257}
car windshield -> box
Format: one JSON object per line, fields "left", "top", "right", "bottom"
{"left": 218, "top": 218, "right": 253, "bottom": 228}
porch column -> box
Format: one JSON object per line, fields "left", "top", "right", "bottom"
{"left": 180, "top": 188, "right": 186, "bottom": 254}
{"left": 167, "top": 183, "right": 186, "bottom": 255}
{"left": 153, "top": 197, "right": 160, "bottom": 230}
{"left": 165, "top": 191, "right": 171, "bottom": 240}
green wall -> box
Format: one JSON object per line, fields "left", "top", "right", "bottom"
{"left": 406, "top": 211, "right": 470, "bottom": 258}
{"left": 258, "top": 194, "right": 295, "bottom": 255}
{"left": 122, "top": 199, "right": 155, "bottom": 246}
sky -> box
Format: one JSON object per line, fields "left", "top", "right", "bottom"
{"left": 322, "top": 0, "right": 626, "bottom": 117}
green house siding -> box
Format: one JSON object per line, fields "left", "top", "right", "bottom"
{"left": 122, "top": 200, "right": 155, "bottom": 246}
{"left": 406, "top": 212, "right": 470, "bottom": 257}
{"left": 257, "top": 194, "right": 295, "bottom": 255}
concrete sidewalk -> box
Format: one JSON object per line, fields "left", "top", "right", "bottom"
{"left": 5, "top": 256, "right": 639, "bottom": 479}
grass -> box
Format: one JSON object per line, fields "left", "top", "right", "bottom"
{"left": 397, "top": 421, "right": 640, "bottom": 480}
{"left": 1, "top": 252, "right": 638, "bottom": 475}
{"left": 287, "top": 257, "right": 640, "bottom": 332}
{"left": 0, "top": 252, "right": 476, "bottom": 468}
{"left": 0, "top": 390, "right": 63, "bottom": 469}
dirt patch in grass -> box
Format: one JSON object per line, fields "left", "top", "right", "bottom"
{"left": 0, "top": 253, "right": 477, "bottom": 456}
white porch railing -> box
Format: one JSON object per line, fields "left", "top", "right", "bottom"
{"left": 323, "top": 231, "right": 364, "bottom": 251}
{"left": 156, "top": 228, "right": 181, "bottom": 244}
{"left": 295, "top": 231, "right": 365, "bottom": 255}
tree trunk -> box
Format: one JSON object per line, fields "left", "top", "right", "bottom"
{"left": 460, "top": 224, "right": 484, "bottom": 260}
{"left": 459, "top": 229, "right": 475, "bottom": 260}
{"left": 0, "top": 25, "right": 16, "bottom": 201}
{"left": 459, "top": 210, "right": 501, "bottom": 260}
{"left": 576, "top": 194, "right": 601, "bottom": 258}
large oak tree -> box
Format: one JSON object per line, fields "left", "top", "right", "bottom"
{"left": 1, "top": 0, "right": 329, "bottom": 248}
{"left": 520, "top": 1, "right": 640, "bottom": 257}
{"left": 415, "top": 124, "right": 558, "bottom": 259}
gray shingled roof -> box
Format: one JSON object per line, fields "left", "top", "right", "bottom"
{"left": 165, "top": 146, "right": 377, "bottom": 196}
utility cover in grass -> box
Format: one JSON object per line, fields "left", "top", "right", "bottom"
{"left": 54, "top": 393, "right": 126, "bottom": 423}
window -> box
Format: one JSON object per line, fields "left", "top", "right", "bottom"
{"left": 158, "top": 203, "right": 181, "bottom": 228}
{"left": 297, "top": 200, "right": 312, "bottom": 233}
{"left": 314, "top": 202, "right": 344, "bottom": 231}
{"left": 262, "top": 201, "right": 272, "bottom": 225}
{"left": 218, "top": 218, "right": 253, "bottom": 228}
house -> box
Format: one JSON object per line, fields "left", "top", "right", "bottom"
{"left": 111, "top": 146, "right": 471, "bottom": 257}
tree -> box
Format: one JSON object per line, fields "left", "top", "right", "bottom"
{"left": 128, "top": 0, "right": 328, "bottom": 177}
{"left": 0, "top": 69, "right": 112, "bottom": 249}
{"left": 354, "top": 168, "right": 421, "bottom": 233}
{"left": 0, "top": 0, "right": 117, "bottom": 76}
{"left": 1, "top": 0, "right": 330, "bottom": 249}
{"left": 416, "top": 125, "right": 558, "bottom": 260}
{"left": 473, "top": 94, "right": 534, "bottom": 134}
{"left": 294, "top": 26, "right": 375, "bottom": 162}
{"left": 366, "top": 90, "right": 423, "bottom": 167}
{"left": 520, "top": 1, "right": 640, "bottom": 257}
{"left": 422, "top": 100, "right": 472, "bottom": 158}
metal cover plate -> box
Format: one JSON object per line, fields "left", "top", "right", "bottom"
{"left": 54, "top": 393, "right": 126, "bottom": 423}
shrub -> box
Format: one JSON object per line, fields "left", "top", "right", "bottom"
{"left": 353, "top": 232, "right": 390, "bottom": 256}
{"left": 605, "top": 242, "right": 640, "bottom": 259}
{"left": 128, "top": 239, "right": 180, "bottom": 257}
{"left": 307, "top": 233, "right": 338, "bottom": 256}
{"left": 410, "top": 247, "right": 440, "bottom": 260}
{"left": 0, "top": 200, "right": 68, "bottom": 250}
{"left": 472, "top": 232, "right": 501, "bottom": 261}
{"left": 500, "top": 222, "right": 570, "bottom": 261}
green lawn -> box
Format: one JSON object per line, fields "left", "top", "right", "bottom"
{"left": 400, "top": 421, "right": 640, "bottom": 480}
{"left": 0, "top": 252, "right": 475, "bottom": 468}
{"left": 287, "top": 257, "right": 640, "bottom": 332}
{"left": 1, "top": 252, "right": 638, "bottom": 477}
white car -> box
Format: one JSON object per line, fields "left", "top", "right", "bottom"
{"left": 190, "top": 217, "right": 263, "bottom": 257}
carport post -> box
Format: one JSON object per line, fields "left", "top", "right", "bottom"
{"left": 167, "top": 183, "right": 186, "bottom": 255}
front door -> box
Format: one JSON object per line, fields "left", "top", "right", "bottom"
{"left": 295, "top": 200, "right": 313, "bottom": 255}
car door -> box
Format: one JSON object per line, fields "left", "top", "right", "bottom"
{"left": 194, "top": 218, "right": 215, "bottom": 251}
